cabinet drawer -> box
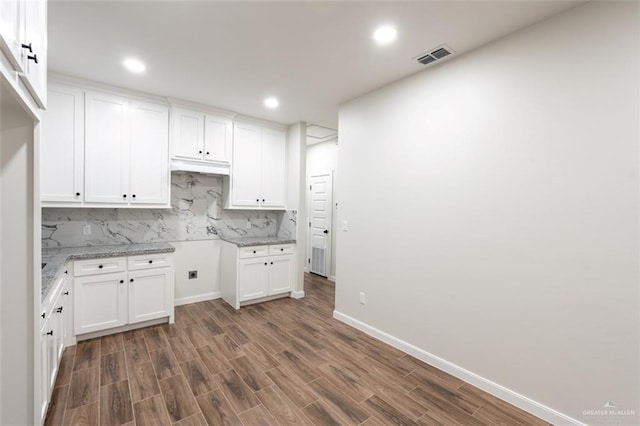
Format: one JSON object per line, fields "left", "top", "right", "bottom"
{"left": 74, "top": 257, "right": 126, "bottom": 276}
{"left": 128, "top": 253, "right": 174, "bottom": 271}
{"left": 269, "top": 244, "right": 295, "bottom": 256}
{"left": 239, "top": 246, "right": 269, "bottom": 259}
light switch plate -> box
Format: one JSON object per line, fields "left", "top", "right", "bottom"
{"left": 83, "top": 224, "right": 91, "bottom": 235}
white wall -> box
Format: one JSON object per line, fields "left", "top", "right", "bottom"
{"left": 287, "top": 122, "right": 307, "bottom": 295}
{"left": 172, "top": 240, "right": 222, "bottom": 305}
{"left": 306, "top": 140, "right": 338, "bottom": 279}
{"left": 336, "top": 2, "right": 639, "bottom": 424}
{"left": 0, "top": 86, "right": 36, "bottom": 425}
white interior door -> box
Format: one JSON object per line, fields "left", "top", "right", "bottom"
{"left": 308, "top": 171, "right": 333, "bottom": 277}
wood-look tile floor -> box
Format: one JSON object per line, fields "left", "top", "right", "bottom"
{"left": 45, "top": 273, "right": 551, "bottom": 425}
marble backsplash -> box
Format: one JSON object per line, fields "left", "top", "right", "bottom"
{"left": 42, "top": 173, "right": 296, "bottom": 248}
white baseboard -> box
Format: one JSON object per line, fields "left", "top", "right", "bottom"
{"left": 333, "top": 310, "right": 584, "bottom": 426}
{"left": 304, "top": 267, "right": 309, "bottom": 273}
{"left": 175, "top": 292, "right": 221, "bottom": 306}
{"left": 291, "top": 290, "right": 305, "bottom": 299}
{"left": 328, "top": 275, "right": 336, "bottom": 282}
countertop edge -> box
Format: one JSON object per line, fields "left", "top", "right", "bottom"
{"left": 41, "top": 243, "right": 176, "bottom": 302}
{"left": 219, "top": 237, "right": 297, "bottom": 247}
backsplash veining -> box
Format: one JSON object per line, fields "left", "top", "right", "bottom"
{"left": 42, "top": 173, "right": 296, "bottom": 248}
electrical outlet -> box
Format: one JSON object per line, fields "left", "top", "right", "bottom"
{"left": 342, "top": 220, "right": 349, "bottom": 231}
{"left": 188, "top": 271, "right": 198, "bottom": 279}
{"left": 246, "top": 219, "right": 252, "bottom": 230}
{"left": 83, "top": 224, "right": 91, "bottom": 235}
{"left": 359, "top": 292, "right": 366, "bottom": 304}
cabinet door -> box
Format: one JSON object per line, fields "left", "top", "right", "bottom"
{"left": 38, "top": 327, "right": 49, "bottom": 424}
{"left": 232, "top": 122, "right": 262, "bottom": 207}
{"left": 238, "top": 258, "right": 268, "bottom": 301}
{"left": 128, "top": 267, "right": 173, "bottom": 324}
{"left": 260, "top": 128, "right": 287, "bottom": 208}
{"left": 0, "top": 0, "right": 22, "bottom": 70}
{"left": 130, "top": 101, "right": 169, "bottom": 205}
{"left": 62, "top": 276, "right": 74, "bottom": 347}
{"left": 204, "top": 114, "right": 232, "bottom": 163}
{"left": 85, "top": 92, "right": 130, "bottom": 204}
{"left": 48, "top": 303, "right": 63, "bottom": 391}
{"left": 268, "top": 255, "right": 294, "bottom": 295}
{"left": 20, "top": 0, "right": 47, "bottom": 107}
{"left": 52, "top": 293, "right": 65, "bottom": 363}
{"left": 41, "top": 85, "right": 84, "bottom": 203}
{"left": 171, "top": 107, "right": 204, "bottom": 160}
{"left": 74, "top": 272, "right": 127, "bottom": 334}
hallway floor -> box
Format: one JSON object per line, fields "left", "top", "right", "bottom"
{"left": 45, "top": 273, "right": 550, "bottom": 425}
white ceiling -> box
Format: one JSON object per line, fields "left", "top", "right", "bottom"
{"left": 48, "top": 1, "right": 582, "bottom": 129}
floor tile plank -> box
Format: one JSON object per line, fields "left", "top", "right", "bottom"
{"left": 196, "top": 389, "right": 242, "bottom": 425}
{"left": 62, "top": 401, "right": 98, "bottom": 426}
{"left": 159, "top": 374, "right": 200, "bottom": 422}
{"left": 72, "top": 339, "right": 100, "bottom": 371}
{"left": 99, "top": 379, "right": 134, "bottom": 425}
{"left": 124, "top": 338, "right": 151, "bottom": 366}
{"left": 67, "top": 367, "right": 99, "bottom": 409}
{"left": 133, "top": 394, "right": 172, "bottom": 426}
{"left": 127, "top": 361, "right": 161, "bottom": 402}
{"left": 100, "top": 351, "right": 127, "bottom": 386}
{"left": 213, "top": 369, "right": 260, "bottom": 414}
{"left": 180, "top": 358, "right": 217, "bottom": 397}
{"left": 150, "top": 347, "right": 182, "bottom": 381}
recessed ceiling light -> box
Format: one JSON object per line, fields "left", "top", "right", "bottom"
{"left": 264, "top": 97, "right": 279, "bottom": 109}
{"left": 123, "top": 58, "right": 146, "bottom": 74}
{"left": 373, "top": 25, "right": 397, "bottom": 45}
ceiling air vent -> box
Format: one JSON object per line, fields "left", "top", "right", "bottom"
{"left": 415, "top": 44, "right": 454, "bottom": 66}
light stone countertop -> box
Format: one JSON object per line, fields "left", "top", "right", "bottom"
{"left": 219, "top": 236, "right": 297, "bottom": 247}
{"left": 41, "top": 243, "right": 175, "bottom": 301}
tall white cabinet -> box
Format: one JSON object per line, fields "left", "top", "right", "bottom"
{"left": 84, "top": 91, "right": 130, "bottom": 204}
{"left": 0, "top": 0, "right": 47, "bottom": 108}
{"left": 40, "top": 84, "right": 84, "bottom": 203}
{"left": 225, "top": 122, "right": 287, "bottom": 209}
{"left": 41, "top": 84, "right": 170, "bottom": 208}
{"left": 130, "top": 101, "right": 170, "bottom": 205}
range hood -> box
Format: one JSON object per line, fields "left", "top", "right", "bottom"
{"left": 170, "top": 158, "right": 230, "bottom": 176}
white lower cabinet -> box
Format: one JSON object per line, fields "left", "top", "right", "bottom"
{"left": 238, "top": 258, "right": 269, "bottom": 301}
{"left": 73, "top": 254, "right": 174, "bottom": 336}
{"left": 74, "top": 271, "right": 128, "bottom": 335}
{"left": 38, "top": 270, "right": 70, "bottom": 425}
{"left": 222, "top": 242, "right": 295, "bottom": 309}
{"left": 128, "top": 267, "right": 173, "bottom": 324}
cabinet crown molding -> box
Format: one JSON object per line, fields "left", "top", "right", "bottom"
{"left": 48, "top": 73, "right": 169, "bottom": 106}
{"left": 167, "top": 97, "right": 237, "bottom": 119}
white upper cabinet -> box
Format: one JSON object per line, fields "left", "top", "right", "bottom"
{"left": 204, "top": 114, "right": 232, "bottom": 163}
{"left": 170, "top": 107, "right": 232, "bottom": 164}
{"left": 171, "top": 107, "right": 203, "bottom": 160}
{"left": 260, "top": 128, "right": 287, "bottom": 208}
{"left": 84, "top": 91, "right": 130, "bottom": 204}
{"left": 41, "top": 84, "right": 84, "bottom": 203}
{"left": 130, "top": 101, "right": 170, "bottom": 205}
{"left": 0, "top": 0, "right": 47, "bottom": 108}
{"left": 226, "top": 122, "right": 287, "bottom": 210}
{"left": 0, "top": 0, "right": 23, "bottom": 70}
{"left": 20, "top": 0, "right": 46, "bottom": 107}
{"left": 231, "top": 122, "right": 262, "bottom": 207}
{"left": 41, "top": 83, "right": 171, "bottom": 208}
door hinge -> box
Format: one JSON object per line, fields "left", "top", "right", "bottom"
{"left": 309, "top": 221, "right": 311, "bottom": 228}
{"left": 310, "top": 185, "right": 312, "bottom": 190}
{"left": 308, "top": 258, "right": 311, "bottom": 264}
